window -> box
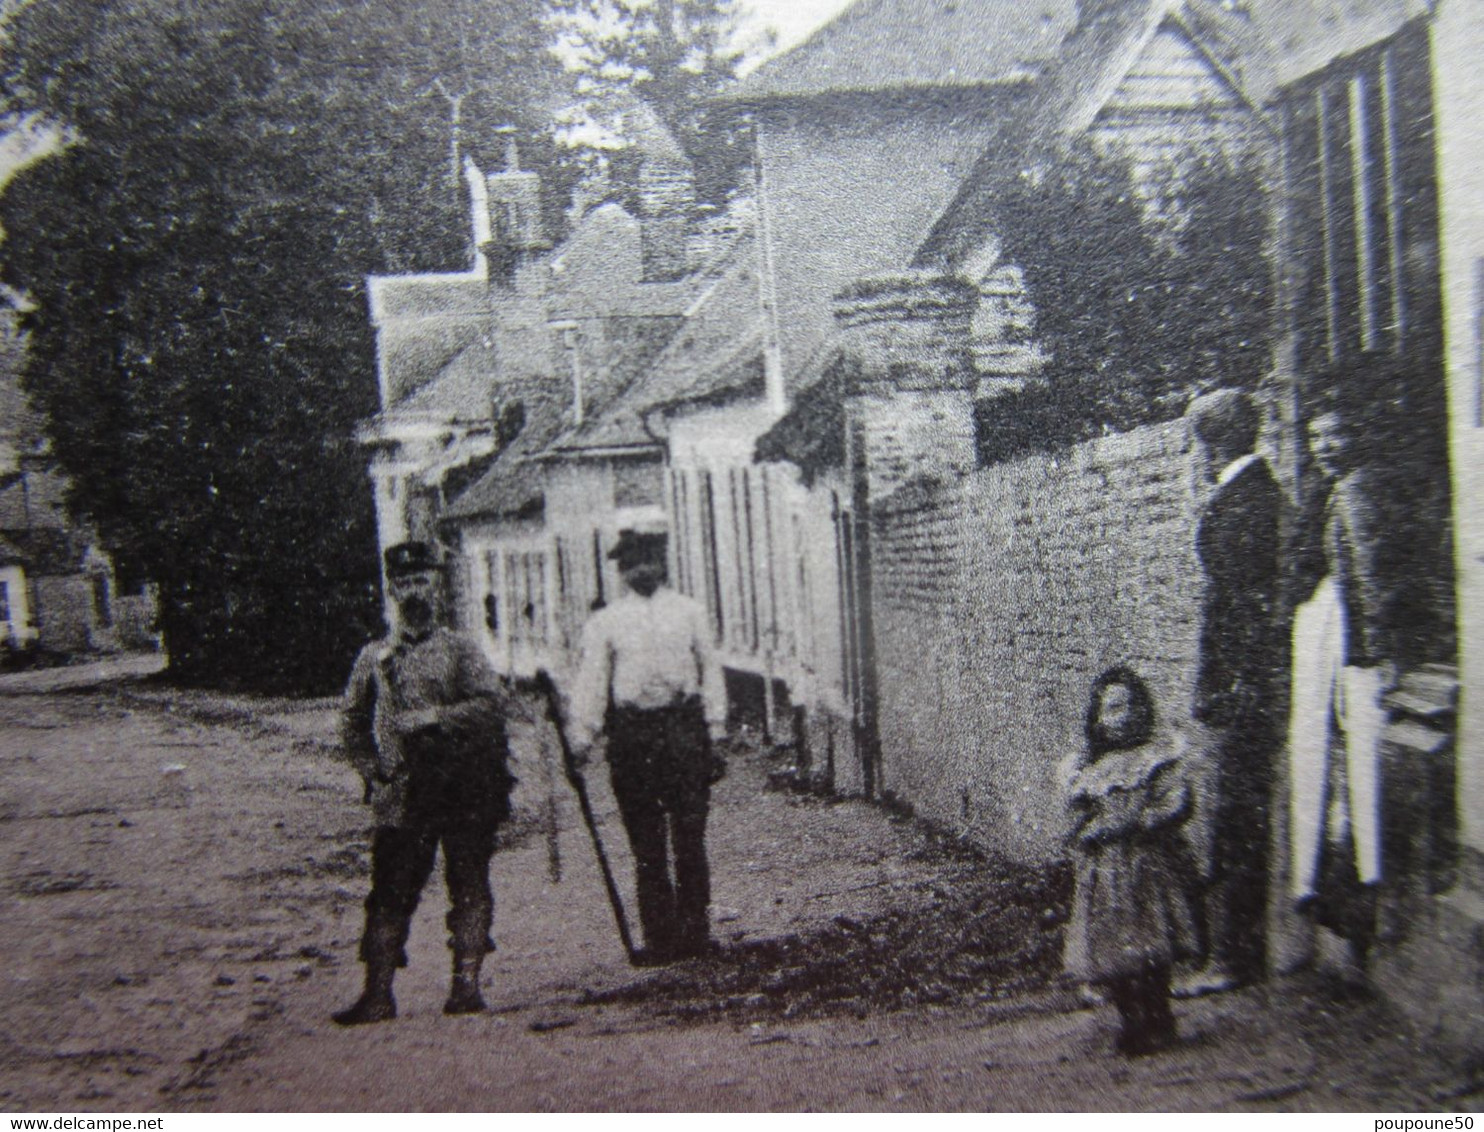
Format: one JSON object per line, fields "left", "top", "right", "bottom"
{"left": 614, "top": 459, "right": 663, "bottom": 509}
{"left": 505, "top": 550, "right": 549, "bottom": 648}
{"left": 483, "top": 551, "right": 500, "bottom": 635}
{"left": 1287, "top": 23, "right": 1440, "bottom": 370}
{"left": 0, "top": 580, "right": 9, "bottom": 625}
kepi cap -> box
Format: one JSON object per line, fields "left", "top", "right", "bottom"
{"left": 384, "top": 541, "right": 445, "bottom": 579}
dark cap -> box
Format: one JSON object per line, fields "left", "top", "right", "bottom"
{"left": 607, "top": 529, "right": 667, "bottom": 572}
{"left": 1185, "top": 388, "right": 1258, "bottom": 450}
{"left": 384, "top": 541, "right": 445, "bottom": 579}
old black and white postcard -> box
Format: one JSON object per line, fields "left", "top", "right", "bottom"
{"left": 0, "top": 0, "right": 1481, "bottom": 1113}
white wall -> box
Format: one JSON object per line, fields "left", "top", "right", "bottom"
{"left": 1432, "top": 0, "right": 1484, "bottom": 856}
{"left": 0, "top": 564, "right": 34, "bottom": 646}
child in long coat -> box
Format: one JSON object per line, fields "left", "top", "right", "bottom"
{"left": 1064, "top": 666, "right": 1201, "bottom": 1055}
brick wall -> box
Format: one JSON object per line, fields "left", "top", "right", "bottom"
{"left": 870, "top": 418, "right": 1201, "bottom": 863}
{"left": 856, "top": 390, "right": 977, "bottom": 502}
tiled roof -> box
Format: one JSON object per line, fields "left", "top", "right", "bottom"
{"left": 439, "top": 384, "right": 572, "bottom": 523}
{"left": 545, "top": 232, "right": 767, "bottom": 454}
{"left": 753, "top": 362, "right": 845, "bottom": 486}
{"left": 440, "top": 458, "right": 546, "bottom": 524}
{"left": 730, "top": 0, "right": 1423, "bottom": 107}
{"left": 726, "top": 0, "right": 1077, "bottom": 101}
{"left": 394, "top": 337, "right": 501, "bottom": 420}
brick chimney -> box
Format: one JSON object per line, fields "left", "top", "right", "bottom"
{"left": 484, "top": 133, "right": 550, "bottom": 278}
{"left": 638, "top": 155, "right": 695, "bottom": 282}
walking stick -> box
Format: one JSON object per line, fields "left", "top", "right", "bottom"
{"left": 534, "top": 669, "right": 638, "bottom": 964}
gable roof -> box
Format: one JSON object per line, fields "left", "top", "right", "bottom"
{"left": 727, "top": 0, "right": 1078, "bottom": 102}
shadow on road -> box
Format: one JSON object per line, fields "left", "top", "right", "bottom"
{"left": 585, "top": 839, "right": 1072, "bottom": 1024}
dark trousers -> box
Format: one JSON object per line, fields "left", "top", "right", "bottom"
{"left": 606, "top": 698, "right": 712, "bottom": 956}
{"left": 1105, "top": 964, "right": 1176, "bottom": 1054}
{"left": 1206, "top": 719, "right": 1275, "bottom": 983}
{"left": 360, "top": 816, "right": 498, "bottom": 968}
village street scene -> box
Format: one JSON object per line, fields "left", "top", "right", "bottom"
{"left": 1, "top": 0, "right": 1484, "bottom": 1114}
{"left": 0, "top": 657, "right": 1474, "bottom": 1111}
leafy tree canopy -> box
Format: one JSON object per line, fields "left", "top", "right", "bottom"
{"left": 0, "top": 0, "right": 561, "bottom": 691}
{"left": 974, "top": 140, "right": 1274, "bottom": 463}
{"left": 544, "top": 0, "right": 768, "bottom": 206}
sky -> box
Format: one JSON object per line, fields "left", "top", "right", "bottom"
{"left": 741, "top": 0, "right": 856, "bottom": 52}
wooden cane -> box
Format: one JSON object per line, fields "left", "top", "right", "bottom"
{"left": 534, "top": 669, "right": 638, "bottom": 964}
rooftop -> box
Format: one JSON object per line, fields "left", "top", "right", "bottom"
{"left": 544, "top": 231, "right": 768, "bottom": 455}
{"left": 726, "top": 0, "right": 1077, "bottom": 102}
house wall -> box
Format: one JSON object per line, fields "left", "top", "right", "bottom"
{"left": 0, "top": 564, "right": 34, "bottom": 647}
{"left": 454, "top": 515, "right": 552, "bottom": 678}
{"left": 1360, "top": 0, "right": 1484, "bottom": 1058}
{"left": 33, "top": 575, "right": 96, "bottom": 656}
{"left": 757, "top": 95, "right": 1006, "bottom": 386}
{"left": 667, "top": 402, "right": 787, "bottom": 672}
{"left": 451, "top": 458, "right": 668, "bottom": 680}
{"left": 1433, "top": 0, "right": 1484, "bottom": 865}
{"left": 547, "top": 459, "right": 667, "bottom": 656}
{"left": 869, "top": 419, "right": 1201, "bottom": 863}
{"left": 668, "top": 404, "right": 863, "bottom": 782}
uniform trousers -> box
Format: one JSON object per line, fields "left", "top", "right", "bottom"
{"left": 605, "top": 697, "right": 712, "bottom": 956}
{"left": 359, "top": 742, "right": 505, "bottom": 968}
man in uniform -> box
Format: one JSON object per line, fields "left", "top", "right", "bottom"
{"left": 568, "top": 530, "right": 727, "bottom": 964}
{"left": 334, "top": 540, "right": 515, "bottom": 1024}
{"left": 1179, "top": 389, "right": 1284, "bottom": 996}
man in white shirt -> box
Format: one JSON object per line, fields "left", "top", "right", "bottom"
{"left": 569, "top": 529, "right": 727, "bottom": 964}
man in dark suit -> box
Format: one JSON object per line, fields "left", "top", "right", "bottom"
{"left": 1178, "top": 389, "right": 1284, "bottom": 996}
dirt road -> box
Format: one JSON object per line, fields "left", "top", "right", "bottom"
{"left": 0, "top": 671, "right": 1476, "bottom": 1111}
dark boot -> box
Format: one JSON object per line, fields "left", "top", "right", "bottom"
{"left": 333, "top": 961, "right": 396, "bottom": 1026}
{"left": 443, "top": 954, "right": 487, "bottom": 1016}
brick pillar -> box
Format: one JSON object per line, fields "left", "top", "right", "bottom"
{"left": 832, "top": 270, "right": 979, "bottom": 502}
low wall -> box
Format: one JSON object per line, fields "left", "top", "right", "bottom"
{"left": 869, "top": 419, "right": 1201, "bottom": 863}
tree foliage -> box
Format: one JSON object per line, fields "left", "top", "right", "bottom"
{"left": 545, "top": 0, "right": 764, "bottom": 205}
{"left": 0, "top": 0, "right": 557, "bottom": 691}
{"left": 977, "top": 141, "right": 1274, "bottom": 462}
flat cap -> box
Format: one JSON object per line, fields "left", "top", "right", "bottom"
{"left": 607, "top": 529, "right": 667, "bottom": 571}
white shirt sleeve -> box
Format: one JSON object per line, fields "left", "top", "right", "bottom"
{"left": 568, "top": 612, "right": 613, "bottom": 748}
{"left": 692, "top": 601, "right": 727, "bottom": 731}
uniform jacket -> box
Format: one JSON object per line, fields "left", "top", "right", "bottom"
{"left": 342, "top": 626, "right": 512, "bottom": 827}
{"left": 1193, "top": 454, "right": 1283, "bottom": 728}
{"left": 1063, "top": 748, "right": 1201, "bottom": 984}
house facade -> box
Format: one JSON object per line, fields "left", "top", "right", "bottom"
{"left": 359, "top": 0, "right": 1481, "bottom": 1050}
{"left": 361, "top": 135, "right": 755, "bottom": 681}
{"left": 723, "top": 0, "right": 1479, "bottom": 1047}
{"left": 0, "top": 290, "right": 155, "bottom": 662}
